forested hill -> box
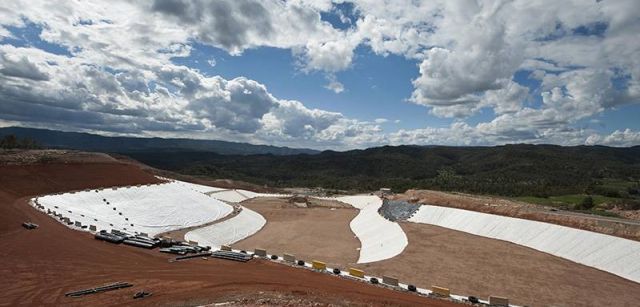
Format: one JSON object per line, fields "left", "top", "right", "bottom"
{"left": 0, "top": 127, "right": 318, "bottom": 155}
{"left": 124, "top": 144, "right": 640, "bottom": 197}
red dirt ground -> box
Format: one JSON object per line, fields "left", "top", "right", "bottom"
{"left": 358, "top": 222, "right": 640, "bottom": 306}
{"left": 0, "top": 153, "right": 454, "bottom": 306}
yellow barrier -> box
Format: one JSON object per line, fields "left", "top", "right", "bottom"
{"left": 311, "top": 260, "right": 326, "bottom": 270}
{"left": 349, "top": 268, "right": 365, "bottom": 278}
{"left": 220, "top": 245, "right": 232, "bottom": 251}
{"left": 431, "top": 286, "right": 450, "bottom": 297}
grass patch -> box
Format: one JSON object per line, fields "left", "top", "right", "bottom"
{"left": 551, "top": 194, "right": 618, "bottom": 206}
{"left": 515, "top": 194, "right": 626, "bottom": 219}
{"left": 599, "top": 178, "right": 636, "bottom": 190}
{"left": 586, "top": 209, "right": 622, "bottom": 218}
{"left": 515, "top": 194, "right": 618, "bottom": 207}
{"left": 514, "top": 196, "right": 557, "bottom": 206}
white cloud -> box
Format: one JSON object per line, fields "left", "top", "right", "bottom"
{"left": 587, "top": 129, "right": 640, "bottom": 147}
{"left": 481, "top": 81, "right": 529, "bottom": 115}
{"left": 324, "top": 74, "right": 345, "bottom": 93}
{"left": 353, "top": 0, "right": 639, "bottom": 122}
{"left": 0, "top": 52, "right": 50, "bottom": 81}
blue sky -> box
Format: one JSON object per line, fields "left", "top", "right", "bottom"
{"left": 0, "top": 1, "right": 639, "bottom": 149}
{"left": 174, "top": 43, "right": 448, "bottom": 131}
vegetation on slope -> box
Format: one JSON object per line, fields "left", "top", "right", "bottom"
{"left": 0, "top": 134, "right": 40, "bottom": 149}
{"left": 123, "top": 144, "right": 640, "bottom": 210}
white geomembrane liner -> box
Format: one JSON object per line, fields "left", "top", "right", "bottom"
{"left": 36, "top": 181, "right": 233, "bottom": 236}
{"left": 255, "top": 193, "right": 292, "bottom": 198}
{"left": 208, "top": 189, "right": 258, "bottom": 203}
{"left": 337, "top": 195, "right": 408, "bottom": 263}
{"left": 409, "top": 205, "right": 640, "bottom": 284}
{"left": 184, "top": 206, "right": 266, "bottom": 248}
{"left": 171, "top": 180, "right": 227, "bottom": 194}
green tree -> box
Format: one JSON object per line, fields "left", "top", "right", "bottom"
{"left": 0, "top": 134, "right": 40, "bottom": 149}
{"left": 0, "top": 134, "right": 18, "bottom": 148}
{"left": 579, "top": 196, "right": 594, "bottom": 210}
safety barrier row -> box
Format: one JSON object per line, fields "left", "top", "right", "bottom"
{"left": 30, "top": 198, "right": 145, "bottom": 236}
{"left": 221, "top": 246, "right": 513, "bottom": 307}
{"left": 36, "top": 203, "right": 99, "bottom": 231}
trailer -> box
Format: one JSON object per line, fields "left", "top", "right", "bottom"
{"left": 173, "top": 251, "right": 213, "bottom": 261}
{"left": 123, "top": 239, "right": 155, "bottom": 249}
{"left": 210, "top": 250, "right": 253, "bottom": 262}
{"left": 94, "top": 231, "right": 125, "bottom": 244}
{"left": 159, "top": 248, "right": 187, "bottom": 255}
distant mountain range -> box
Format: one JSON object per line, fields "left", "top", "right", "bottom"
{"left": 0, "top": 127, "right": 318, "bottom": 155}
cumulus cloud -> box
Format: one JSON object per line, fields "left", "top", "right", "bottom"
{"left": 410, "top": 25, "right": 522, "bottom": 107}
{"left": 149, "top": 0, "right": 349, "bottom": 72}
{"left": 354, "top": 1, "right": 639, "bottom": 121}
{"left": 324, "top": 74, "right": 345, "bottom": 93}
{"left": 265, "top": 100, "right": 342, "bottom": 138}
{"left": 150, "top": 0, "right": 275, "bottom": 55}
{"left": 586, "top": 129, "right": 640, "bottom": 147}
{"left": 0, "top": 53, "right": 50, "bottom": 81}
{"left": 481, "top": 81, "right": 529, "bottom": 115}
{"left": 187, "top": 76, "right": 278, "bottom": 133}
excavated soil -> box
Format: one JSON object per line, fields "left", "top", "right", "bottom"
{"left": 0, "top": 152, "right": 452, "bottom": 307}
{"left": 234, "top": 197, "right": 360, "bottom": 269}
{"left": 355, "top": 222, "right": 640, "bottom": 307}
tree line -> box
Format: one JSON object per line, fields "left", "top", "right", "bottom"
{"left": 0, "top": 134, "right": 41, "bottom": 149}
{"left": 123, "top": 144, "right": 640, "bottom": 200}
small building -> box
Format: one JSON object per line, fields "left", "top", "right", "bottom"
{"left": 380, "top": 188, "right": 392, "bottom": 195}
